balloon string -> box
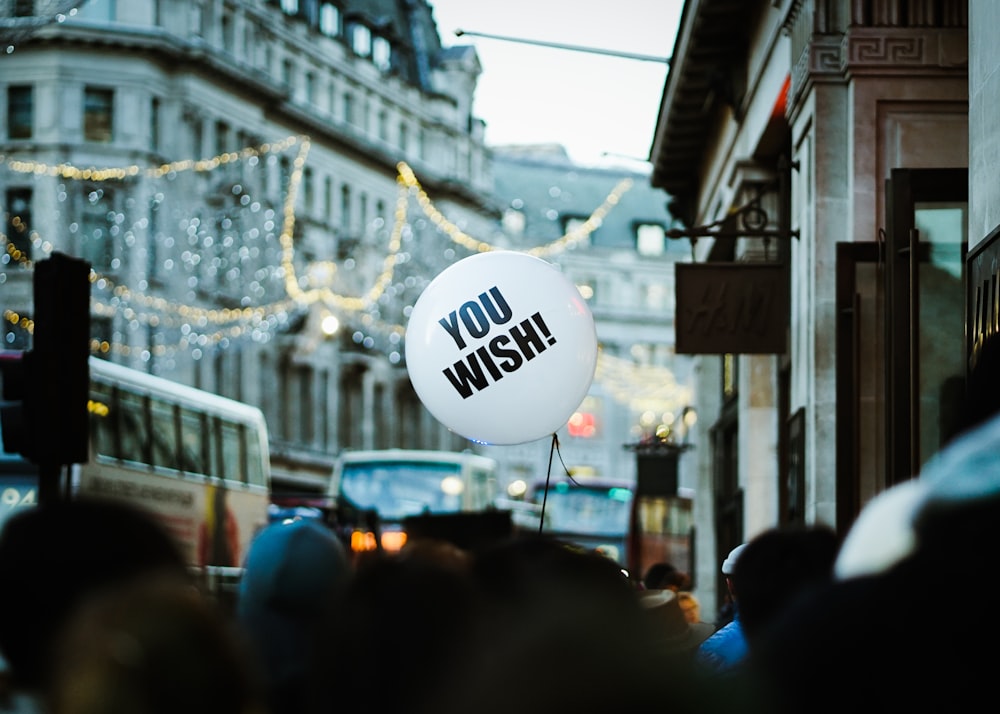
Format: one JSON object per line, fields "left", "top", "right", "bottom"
{"left": 539, "top": 434, "right": 557, "bottom": 533}
{"left": 537, "top": 433, "right": 579, "bottom": 534}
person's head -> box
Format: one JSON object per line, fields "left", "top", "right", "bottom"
{"left": 0, "top": 498, "right": 191, "bottom": 694}
{"left": 643, "top": 561, "right": 692, "bottom": 591}
{"left": 721, "top": 542, "right": 747, "bottom": 599}
{"left": 318, "top": 543, "right": 481, "bottom": 714}
{"left": 640, "top": 588, "right": 713, "bottom": 658}
{"left": 676, "top": 590, "right": 701, "bottom": 623}
{"left": 47, "top": 578, "right": 263, "bottom": 714}
{"left": 236, "top": 517, "right": 352, "bottom": 714}
{"left": 425, "top": 534, "right": 732, "bottom": 714}
{"left": 730, "top": 525, "right": 838, "bottom": 646}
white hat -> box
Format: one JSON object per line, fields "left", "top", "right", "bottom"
{"left": 721, "top": 543, "right": 747, "bottom": 575}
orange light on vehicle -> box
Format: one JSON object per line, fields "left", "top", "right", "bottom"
{"left": 381, "top": 531, "right": 407, "bottom": 552}
{"left": 350, "top": 530, "right": 378, "bottom": 552}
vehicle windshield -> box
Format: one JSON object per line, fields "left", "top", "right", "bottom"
{"left": 537, "top": 484, "right": 633, "bottom": 536}
{"left": 339, "top": 461, "right": 466, "bottom": 520}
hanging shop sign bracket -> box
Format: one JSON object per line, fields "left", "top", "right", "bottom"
{"left": 669, "top": 160, "right": 798, "bottom": 355}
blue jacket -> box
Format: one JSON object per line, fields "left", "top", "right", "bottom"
{"left": 694, "top": 612, "right": 748, "bottom": 674}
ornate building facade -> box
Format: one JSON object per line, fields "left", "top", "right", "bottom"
{"left": 1, "top": 0, "right": 498, "bottom": 495}
{"left": 2, "top": 1, "right": 692, "bottom": 515}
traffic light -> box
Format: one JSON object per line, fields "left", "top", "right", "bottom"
{"left": 0, "top": 253, "right": 91, "bottom": 465}
{"left": 0, "top": 349, "right": 31, "bottom": 457}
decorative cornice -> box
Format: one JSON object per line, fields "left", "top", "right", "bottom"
{"left": 842, "top": 27, "right": 968, "bottom": 74}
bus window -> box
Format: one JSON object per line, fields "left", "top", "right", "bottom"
{"left": 74, "top": 357, "right": 271, "bottom": 573}
{"left": 117, "top": 390, "right": 149, "bottom": 466}
{"left": 218, "top": 419, "right": 247, "bottom": 485}
{"left": 179, "top": 406, "right": 206, "bottom": 475}
{"left": 244, "top": 425, "right": 266, "bottom": 488}
{"left": 329, "top": 449, "right": 500, "bottom": 554}
{"left": 530, "top": 479, "right": 634, "bottom": 567}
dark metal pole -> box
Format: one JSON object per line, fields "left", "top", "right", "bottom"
{"left": 454, "top": 29, "right": 670, "bottom": 64}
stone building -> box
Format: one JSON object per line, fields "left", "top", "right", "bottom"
{"left": 1, "top": 0, "right": 501, "bottom": 496}
{"left": 2, "top": 1, "right": 693, "bottom": 520}
{"left": 651, "top": 0, "right": 971, "bottom": 616}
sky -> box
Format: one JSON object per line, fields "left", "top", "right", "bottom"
{"left": 428, "top": 0, "right": 685, "bottom": 169}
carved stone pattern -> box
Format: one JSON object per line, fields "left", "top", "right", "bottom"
{"left": 848, "top": 36, "right": 924, "bottom": 65}
{"left": 813, "top": 45, "right": 842, "bottom": 73}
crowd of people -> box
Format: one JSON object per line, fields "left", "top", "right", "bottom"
{"left": 2, "top": 406, "right": 999, "bottom": 713}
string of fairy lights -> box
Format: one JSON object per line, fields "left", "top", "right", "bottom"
{"left": 1, "top": 134, "right": 688, "bottom": 417}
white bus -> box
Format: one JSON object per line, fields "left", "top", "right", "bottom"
{"left": 79, "top": 357, "right": 271, "bottom": 570}
{"left": 328, "top": 448, "right": 500, "bottom": 554}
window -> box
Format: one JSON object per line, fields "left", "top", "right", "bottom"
{"left": 148, "top": 191, "right": 163, "bottom": 279}
{"left": 190, "top": 117, "right": 203, "bottom": 158}
{"left": 4, "top": 188, "right": 33, "bottom": 262}
{"left": 563, "top": 216, "right": 591, "bottom": 244}
{"left": 319, "top": 3, "right": 339, "bottom": 37}
{"left": 7, "top": 86, "right": 32, "bottom": 139}
{"left": 75, "top": 0, "right": 114, "bottom": 20}
{"left": 279, "top": 156, "right": 291, "bottom": 195}
{"left": 351, "top": 24, "right": 372, "bottom": 57}
{"left": 80, "top": 185, "right": 116, "bottom": 271}
{"left": 342, "top": 91, "right": 354, "bottom": 124}
{"left": 150, "top": 97, "right": 160, "bottom": 152}
{"left": 503, "top": 208, "right": 526, "bottom": 236}
{"left": 215, "top": 120, "right": 229, "bottom": 156}
{"left": 640, "top": 281, "right": 671, "bottom": 311}
{"left": 84, "top": 87, "right": 113, "bottom": 142}
{"left": 372, "top": 36, "right": 391, "bottom": 72}
{"left": 221, "top": 11, "right": 234, "bottom": 52}
{"left": 636, "top": 223, "right": 666, "bottom": 256}
{"left": 305, "top": 71, "right": 316, "bottom": 105}
{"left": 302, "top": 167, "right": 314, "bottom": 214}
{"left": 340, "top": 184, "right": 352, "bottom": 232}
{"left": 280, "top": 0, "right": 298, "bottom": 14}
{"left": 377, "top": 109, "right": 388, "bottom": 141}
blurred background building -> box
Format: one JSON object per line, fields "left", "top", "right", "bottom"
{"left": 1, "top": 1, "right": 692, "bottom": 512}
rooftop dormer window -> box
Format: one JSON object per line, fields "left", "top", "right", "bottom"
{"left": 372, "top": 36, "right": 391, "bottom": 72}
{"left": 351, "top": 23, "right": 371, "bottom": 57}
{"left": 636, "top": 223, "right": 665, "bottom": 256}
{"left": 319, "top": 2, "right": 340, "bottom": 37}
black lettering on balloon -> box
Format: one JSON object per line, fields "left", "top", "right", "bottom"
{"left": 475, "top": 345, "right": 504, "bottom": 380}
{"left": 440, "top": 310, "right": 561, "bottom": 399}
{"left": 436, "top": 286, "right": 513, "bottom": 350}
{"left": 489, "top": 335, "right": 522, "bottom": 372}
{"left": 459, "top": 301, "right": 490, "bottom": 338}
{"left": 532, "top": 312, "right": 557, "bottom": 346}
{"left": 442, "top": 354, "right": 491, "bottom": 399}
{"left": 509, "top": 313, "right": 547, "bottom": 361}
{"left": 480, "top": 286, "right": 513, "bottom": 325}
{"left": 438, "top": 311, "right": 466, "bottom": 350}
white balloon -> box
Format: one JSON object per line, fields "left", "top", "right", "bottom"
{"left": 405, "top": 251, "right": 598, "bottom": 445}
